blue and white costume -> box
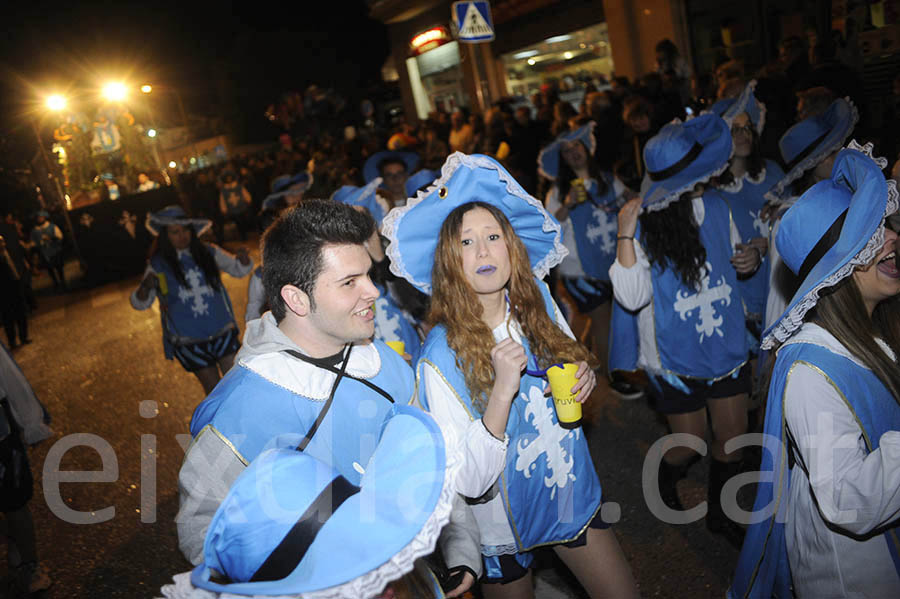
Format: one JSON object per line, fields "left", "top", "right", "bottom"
{"left": 418, "top": 280, "right": 602, "bottom": 566}
{"left": 374, "top": 282, "right": 422, "bottom": 364}
{"left": 610, "top": 193, "right": 747, "bottom": 384}
{"left": 719, "top": 160, "right": 784, "bottom": 325}
{"left": 731, "top": 144, "right": 900, "bottom": 598}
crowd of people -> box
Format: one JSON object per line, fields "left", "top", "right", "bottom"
{"left": 129, "top": 32, "right": 900, "bottom": 599}
{"left": 3, "top": 30, "right": 899, "bottom": 598}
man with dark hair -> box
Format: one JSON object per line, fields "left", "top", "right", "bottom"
{"left": 176, "top": 200, "right": 495, "bottom": 596}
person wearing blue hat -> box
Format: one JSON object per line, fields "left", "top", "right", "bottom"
{"left": 177, "top": 199, "right": 505, "bottom": 596}
{"left": 331, "top": 181, "right": 424, "bottom": 363}
{"left": 610, "top": 113, "right": 757, "bottom": 547}
{"left": 218, "top": 169, "right": 254, "bottom": 241}
{"left": 730, "top": 142, "right": 900, "bottom": 599}
{"left": 30, "top": 211, "right": 66, "bottom": 291}
{"left": 161, "top": 406, "right": 458, "bottom": 599}
{"left": 714, "top": 82, "right": 785, "bottom": 352}
{"left": 131, "top": 205, "right": 253, "bottom": 395}
{"left": 405, "top": 169, "right": 440, "bottom": 199}
{"left": 762, "top": 97, "right": 858, "bottom": 335}
{"left": 383, "top": 152, "right": 639, "bottom": 598}
{"left": 259, "top": 171, "right": 314, "bottom": 215}
{"left": 538, "top": 121, "right": 642, "bottom": 401}
{"left": 363, "top": 151, "right": 420, "bottom": 209}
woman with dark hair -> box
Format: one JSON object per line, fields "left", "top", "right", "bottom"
{"left": 538, "top": 122, "right": 640, "bottom": 398}
{"left": 384, "top": 153, "right": 638, "bottom": 599}
{"left": 610, "top": 114, "right": 758, "bottom": 548}
{"left": 731, "top": 142, "right": 900, "bottom": 598}
{"left": 131, "top": 206, "right": 253, "bottom": 394}
{"left": 714, "top": 81, "right": 786, "bottom": 342}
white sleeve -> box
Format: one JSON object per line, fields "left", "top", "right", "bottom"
{"left": 245, "top": 273, "right": 265, "bottom": 323}
{"left": 784, "top": 364, "right": 900, "bottom": 535}
{"left": 729, "top": 216, "right": 742, "bottom": 251}
{"left": 130, "top": 263, "right": 158, "bottom": 310}
{"left": 545, "top": 187, "right": 562, "bottom": 212}
{"left": 211, "top": 244, "right": 253, "bottom": 278}
{"left": 422, "top": 362, "right": 508, "bottom": 499}
{"left": 609, "top": 239, "right": 653, "bottom": 311}
{"left": 550, "top": 296, "right": 575, "bottom": 340}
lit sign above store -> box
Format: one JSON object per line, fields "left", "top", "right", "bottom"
{"left": 410, "top": 27, "right": 452, "bottom": 56}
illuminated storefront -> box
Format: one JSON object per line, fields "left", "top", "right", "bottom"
{"left": 407, "top": 27, "right": 468, "bottom": 117}
{"left": 501, "top": 23, "right": 614, "bottom": 100}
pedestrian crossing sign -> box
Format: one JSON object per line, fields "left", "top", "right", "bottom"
{"left": 453, "top": 1, "right": 495, "bottom": 42}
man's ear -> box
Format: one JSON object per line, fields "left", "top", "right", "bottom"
{"left": 280, "top": 284, "right": 311, "bottom": 317}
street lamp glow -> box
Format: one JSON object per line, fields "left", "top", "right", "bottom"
{"left": 563, "top": 51, "right": 574, "bottom": 60}
{"left": 141, "top": 84, "right": 153, "bottom": 94}
{"left": 103, "top": 82, "right": 128, "bottom": 102}
{"left": 168, "top": 161, "right": 177, "bottom": 168}
{"left": 147, "top": 128, "right": 157, "bottom": 138}
{"left": 46, "top": 94, "right": 67, "bottom": 111}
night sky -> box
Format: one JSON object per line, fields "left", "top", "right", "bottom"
{"left": 0, "top": 0, "right": 390, "bottom": 168}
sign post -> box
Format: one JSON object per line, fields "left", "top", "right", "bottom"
{"left": 451, "top": 1, "right": 496, "bottom": 110}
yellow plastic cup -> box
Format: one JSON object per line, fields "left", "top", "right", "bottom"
{"left": 386, "top": 341, "right": 405, "bottom": 356}
{"left": 546, "top": 363, "right": 582, "bottom": 429}
{"left": 156, "top": 272, "right": 168, "bottom": 295}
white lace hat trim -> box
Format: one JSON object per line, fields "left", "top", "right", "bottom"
{"left": 382, "top": 152, "right": 567, "bottom": 294}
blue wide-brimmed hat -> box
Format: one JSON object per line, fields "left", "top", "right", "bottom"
{"left": 404, "top": 169, "right": 439, "bottom": 198}
{"left": 765, "top": 97, "right": 858, "bottom": 204}
{"left": 190, "top": 405, "right": 457, "bottom": 597}
{"left": 713, "top": 79, "right": 767, "bottom": 135}
{"left": 330, "top": 177, "right": 389, "bottom": 226}
{"left": 146, "top": 205, "right": 212, "bottom": 237}
{"left": 761, "top": 141, "right": 898, "bottom": 349}
{"left": 261, "top": 172, "right": 314, "bottom": 212}
{"left": 537, "top": 121, "right": 597, "bottom": 181}
{"left": 640, "top": 113, "right": 733, "bottom": 211}
{"left": 363, "top": 151, "right": 419, "bottom": 184}
{"left": 382, "top": 152, "right": 566, "bottom": 295}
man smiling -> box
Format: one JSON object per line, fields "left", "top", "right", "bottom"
{"left": 175, "top": 199, "right": 416, "bottom": 564}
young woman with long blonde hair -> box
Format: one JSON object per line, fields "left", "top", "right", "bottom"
{"left": 384, "top": 153, "right": 638, "bottom": 599}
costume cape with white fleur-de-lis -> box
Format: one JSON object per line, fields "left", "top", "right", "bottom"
{"left": 608, "top": 192, "right": 748, "bottom": 381}
{"left": 416, "top": 278, "right": 602, "bottom": 552}
{"left": 564, "top": 175, "right": 619, "bottom": 281}
{"left": 151, "top": 249, "right": 237, "bottom": 359}
{"left": 719, "top": 159, "right": 785, "bottom": 321}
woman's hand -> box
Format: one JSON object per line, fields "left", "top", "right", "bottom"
{"left": 760, "top": 201, "right": 778, "bottom": 224}
{"left": 445, "top": 570, "right": 476, "bottom": 598}
{"left": 748, "top": 236, "right": 768, "bottom": 258}
{"left": 617, "top": 196, "right": 641, "bottom": 238}
{"left": 731, "top": 243, "right": 761, "bottom": 274}
{"left": 490, "top": 338, "right": 527, "bottom": 401}
{"left": 570, "top": 360, "right": 596, "bottom": 403}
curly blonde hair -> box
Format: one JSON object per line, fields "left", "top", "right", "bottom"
{"left": 428, "top": 202, "right": 597, "bottom": 412}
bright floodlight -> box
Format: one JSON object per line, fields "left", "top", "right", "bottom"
{"left": 141, "top": 84, "right": 152, "bottom": 94}
{"left": 103, "top": 82, "right": 128, "bottom": 102}
{"left": 147, "top": 129, "right": 157, "bottom": 138}
{"left": 168, "top": 161, "right": 177, "bottom": 168}
{"left": 46, "top": 94, "right": 67, "bottom": 111}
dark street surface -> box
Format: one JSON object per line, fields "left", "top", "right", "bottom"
{"left": 2, "top": 233, "right": 739, "bottom": 598}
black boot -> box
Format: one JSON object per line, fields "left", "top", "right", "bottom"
{"left": 707, "top": 458, "right": 746, "bottom": 549}
{"left": 658, "top": 459, "right": 687, "bottom": 511}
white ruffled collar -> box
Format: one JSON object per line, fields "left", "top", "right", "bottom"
{"left": 719, "top": 166, "right": 767, "bottom": 194}
{"left": 239, "top": 340, "right": 382, "bottom": 401}
{"left": 781, "top": 322, "right": 896, "bottom": 366}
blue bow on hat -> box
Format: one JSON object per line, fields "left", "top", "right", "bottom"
{"left": 261, "top": 172, "right": 314, "bottom": 212}
{"left": 405, "top": 169, "right": 439, "bottom": 198}
{"left": 383, "top": 152, "right": 566, "bottom": 295}
{"left": 761, "top": 141, "right": 898, "bottom": 349}
{"left": 765, "top": 97, "right": 858, "bottom": 204}
{"left": 712, "top": 79, "right": 767, "bottom": 135}
{"left": 537, "top": 121, "right": 597, "bottom": 181}
{"left": 330, "top": 177, "right": 388, "bottom": 226}
{"left": 145, "top": 205, "right": 212, "bottom": 237}
{"left": 640, "top": 113, "right": 733, "bottom": 211}
{"left": 363, "top": 151, "right": 420, "bottom": 184}
{"left": 190, "top": 405, "right": 454, "bottom": 597}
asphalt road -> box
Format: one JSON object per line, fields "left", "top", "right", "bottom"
{"left": 2, "top": 233, "right": 740, "bottom": 598}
